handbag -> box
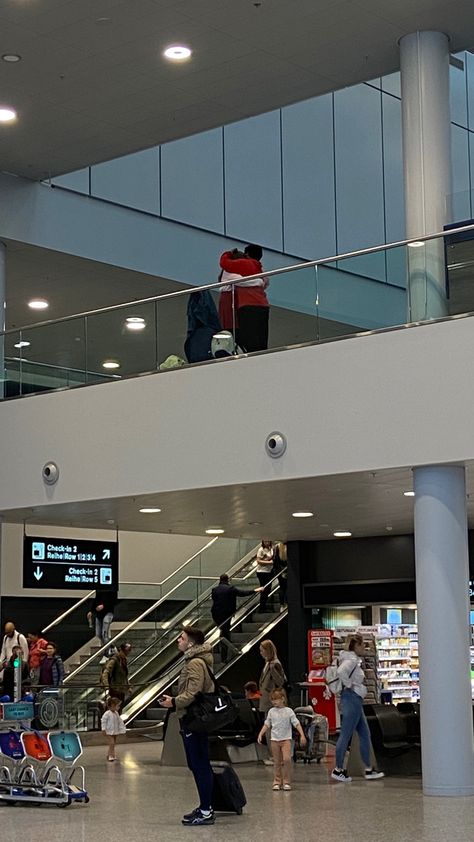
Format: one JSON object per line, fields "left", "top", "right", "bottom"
{"left": 181, "top": 660, "right": 238, "bottom": 734}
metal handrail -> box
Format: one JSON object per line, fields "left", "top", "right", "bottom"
{"left": 64, "top": 543, "right": 259, "bottom": 682}
{"left": 3, "top": 221, "right": 474, "bottom": 339}
{"left": 42, "top": 537, "right": 219, "bottom": 633}
{"left": 123, "top": 572, "right": 286, "bottom": 723}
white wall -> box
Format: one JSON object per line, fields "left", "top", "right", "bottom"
{"left": 1, "top": 316, "right": 474, "bottom": 514}
{"left": 0, "top": 524, "right": 207, "bottom": 598}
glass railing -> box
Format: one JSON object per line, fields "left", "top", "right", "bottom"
{"left": 3, "top": 223, "right": 474, "bottom": 400}
{"left": 62, "top": 550, "right": 261, "bottom": 716}
{"left": 42, "top": 537, "right": 256, "bottom": 660}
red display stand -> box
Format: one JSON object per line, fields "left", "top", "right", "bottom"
{"left": 306, "top": 630, "right": 338, "bottom": 732}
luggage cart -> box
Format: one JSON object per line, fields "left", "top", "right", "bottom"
{"left": 0, "top": 729, "right": 88, "bottom": 807}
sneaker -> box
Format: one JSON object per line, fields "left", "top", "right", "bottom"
{"left": 272, "top": 784, "right": 280, "bottom": 791}
{"left": 282, "top": 784, "right": 292, "bottom": 791}
{"left": 331, "top": 768, "right": 352, "bottom": 782}
{"left": 365, "top": 769, "right": 385, "bottom": 780}
{"left": 263, "top": 759, "right": 274, "bottom": 766}
{"left": 182, "top": 809, "right": 215, "bottom": 826}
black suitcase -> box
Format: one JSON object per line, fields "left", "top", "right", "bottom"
{"left": 211, "top": 764, "right": 246, "bottom": 814}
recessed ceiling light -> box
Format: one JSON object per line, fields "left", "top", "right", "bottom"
{"left": 163, "top": 44, "right": 192, "bottom": 61}
{"left": 292, "top": 511, "right": 314, "bottom": 518}
{"left": 28, "top": 298, "right": 49, "bottom": 310}
{"left": 403, "top": 491, "right": 415, "bottom": 497}
{"left": 408, "top": 241, "right": 425, "bottom": 248}
{"left": 139, "top": 507, "right": 161, "bottom": 514}
{"left": 334, "top": 531, "right": 352, "bottom": 538}
{"left": 102, "top": 359, "right": 120, "bottom": 370}
{"left": 0, "top": 107, "right": 17, "bottom": 122}
{"left": 206, "top": 528, "right": 225, "bottom": 535}
{"left": 248, "top": 521, "right": 262, "bottom": 526}
{"left": 2, "top": 54, "right": 21, "bottom": 63}
{"left": 14, "top": 340, "right": 30, "bottom": 349}
{"left": 125, "top": 316, "right": 146, "bottom": 331}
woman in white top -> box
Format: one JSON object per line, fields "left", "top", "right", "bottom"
{"left": 255, "top": 540, "right": 274, "bottom": 612}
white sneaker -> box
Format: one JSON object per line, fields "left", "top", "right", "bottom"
{"left": 263, "top": 759, "right": 274, "bottom": 766}
{"left": 331, "top": 768, "right": 352, "bottom": 782}
{"left": 365, "top": 769, "right": 385, "bottom": 780}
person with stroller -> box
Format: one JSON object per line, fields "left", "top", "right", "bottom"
{"left": 331, "top": 633, "right": 384, "bottom": 782}
{"left": 258, "top": 688, "right": 306, "bottom": 790}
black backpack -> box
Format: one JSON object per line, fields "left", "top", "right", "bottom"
{"left": 181, "top": 659, "right": 238, "bottom": 734}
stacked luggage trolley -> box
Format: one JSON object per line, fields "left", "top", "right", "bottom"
{"left": 0, "top": 702, "right": 89, "bottom": 808}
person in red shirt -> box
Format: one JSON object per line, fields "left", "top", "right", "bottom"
{"left": 219, "top": 244, "right": 269, "bottom": 352}
{"left": 27, "top": 630, "right": 48, "bottom": 685}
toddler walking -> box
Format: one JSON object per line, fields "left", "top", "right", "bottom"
{"left": 101, "top": 696, "right": 126, "bottom": 761}
{"left": 258, "top": 688, "right": 306, "bottom": 790}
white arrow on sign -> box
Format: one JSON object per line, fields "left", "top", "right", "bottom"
{"left": 102, "top": 549, "right": 111, "bottom": 560}
{"left": 34, "top": 566, "right": 43, "bottom": 581}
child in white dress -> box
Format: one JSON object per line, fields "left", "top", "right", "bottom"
{"left": 101, "top": 696, "right": 126, "bottom": 761}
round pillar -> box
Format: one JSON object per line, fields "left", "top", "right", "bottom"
{"left": 414, "top": 464, "right": 474, "bottom": 796}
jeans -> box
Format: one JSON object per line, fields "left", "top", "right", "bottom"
{"left": 181, "top": 728, "right": 214, "bottom": 811}
{"left": 96, "top": 612, "right": 113, "bottom": 649}
{"left": 335, "top": 688, "right": 371, "bottom": 769}
{"left": 257, "top": 572, "right": 273, "bottom": 611}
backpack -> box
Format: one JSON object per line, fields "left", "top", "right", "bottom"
{"left": 324, "top": 658, "right": 357, "bottom": 699}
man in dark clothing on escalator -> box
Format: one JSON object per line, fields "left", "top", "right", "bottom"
{"left": 87, "top": 589, "right": 118, "bottom": 662}
{"left": 211, "top": 574, "right": 261, "bottom": 662}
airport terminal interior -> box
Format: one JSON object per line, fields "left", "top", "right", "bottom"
{"left": 1, "top": 1, "right": 474, "bottom": 839}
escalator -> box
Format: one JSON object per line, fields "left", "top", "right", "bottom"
{"left": 60, "top": 542, "right": 261, "bottom": 717}
{"left": 123, "top": 571, "right": 287, "bottom": 732}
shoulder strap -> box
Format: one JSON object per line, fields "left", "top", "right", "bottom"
{"left": 193, "top": 657, "right": 217, "bottom": 692}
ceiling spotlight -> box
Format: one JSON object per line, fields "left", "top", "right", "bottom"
{"left": 125, "top": 316, "right": 146, "bottom": 331}
{"left": 164, "top": 44, "right": 192, "bottom": 61}
{"left": 292, "top": 511, "right": 314, "bottom": 518}
{"left": 14, "top": 340, "right": 30, "bottom": 349}
{"left": 403, "top": 491, "right": 415, "bottom": 497}
{"left": 0, "top": 107, "right": 17, "bottom": 122}
{"left": 2, "top": 54, "right": 21, "bottom": 63}
{"left": 139, "top": 507, "right": 161, "bottom": 514}
{"left": 28, "top": 298, "right": 49, "bottom": 310}
{"left": 334, "top": 531, "right": 352, "bottom": 538}
{"left": 102, "top": 359, "right": 120, "bottom": 370}
{"left": 206, "top": 528, "right": 225, "bottom": 535}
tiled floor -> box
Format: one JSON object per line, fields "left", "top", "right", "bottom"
{"left": 0, "top": 742, "right": 473, "bottom": 842}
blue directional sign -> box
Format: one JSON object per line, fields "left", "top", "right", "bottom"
{"left": 23, "top": 536, "right": 118, "bottom": 590}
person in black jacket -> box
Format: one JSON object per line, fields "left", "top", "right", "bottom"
{"left": 87, "top": 589, "right": 118, "bottom": 662}
{"left": 211, "top": 574, "right": 261, "bottom": 662}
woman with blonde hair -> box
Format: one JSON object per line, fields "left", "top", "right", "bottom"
{"left": 331, "top": 633, "right": 384, "bottom": 783}
{"left": 258, "top": 640, "right": 286, "bottom": 714}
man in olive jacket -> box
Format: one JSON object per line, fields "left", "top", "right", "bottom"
{"left": 161, "top": 626, "right": 216, "bottom": 827}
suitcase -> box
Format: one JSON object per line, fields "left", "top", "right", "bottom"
{"left": 211, "top": 764, "right": 247, "bottom": 814}
{"left": 294, "top": 711, "right": 329, "bottom": 764}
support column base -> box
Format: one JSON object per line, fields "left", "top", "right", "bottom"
{"left": 423, "top": 784, "right": 474, "bottom": 797}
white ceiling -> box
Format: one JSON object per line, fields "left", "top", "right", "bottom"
{"left": 1, "top": 0, "right": 474, "bottom": 179}
{"left": 3, "top": 464, "right": 474, "bottom": 541}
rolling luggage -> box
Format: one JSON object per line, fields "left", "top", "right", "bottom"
{"left": 293, "top": 707, "right": 328, "bottom": 764}
{"left": 211, "top": 764, "right": 246, "bottom": 814}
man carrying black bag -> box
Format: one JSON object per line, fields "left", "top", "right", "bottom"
{"left": 160, "top": 626, "right": 217, "bottom": 826}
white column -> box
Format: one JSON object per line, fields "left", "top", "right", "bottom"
{"left": 413, "top": 465, "right": 474, "bottom": 796}
{"left": 0, "top": 242, "right": 5, "bottom": 399}
{"left": 400, "top": 31, "right": 451, "bottom": 321}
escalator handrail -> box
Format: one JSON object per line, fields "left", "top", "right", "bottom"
{"left": 42, "top": 537, "right": 220, "bottom": 633}
{"left": 64, "top": 544, "right": 260, "bottom": 682}
{"left": 123, "top": 574, "right": 287, "bottom": 723}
